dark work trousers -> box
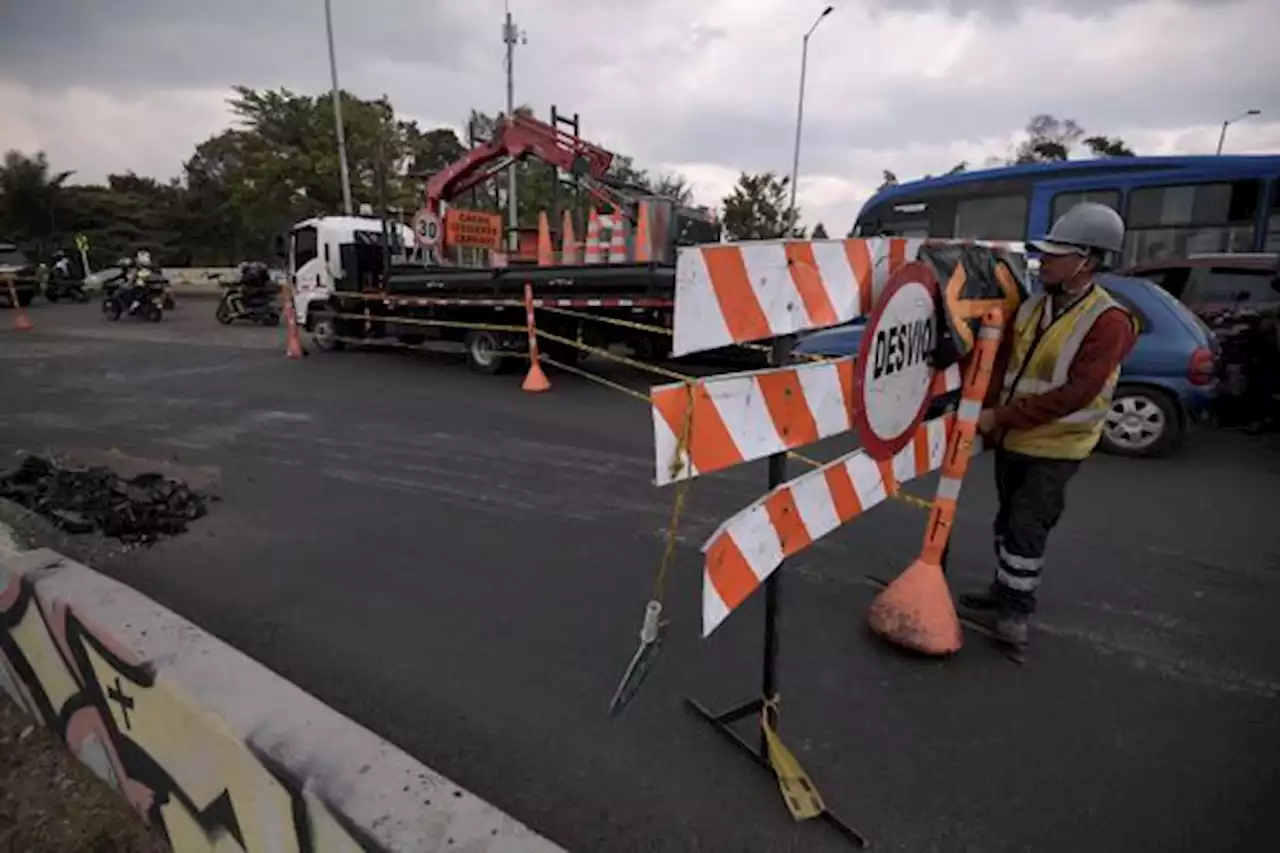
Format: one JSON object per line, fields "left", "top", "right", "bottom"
{"left": 990, "top": 447, "right": 1082, "bottom": 614}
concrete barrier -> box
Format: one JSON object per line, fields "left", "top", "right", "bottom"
{"left": 0, "top": 546, "right": 566, "bottom": 853}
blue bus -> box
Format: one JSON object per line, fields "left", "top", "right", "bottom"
{"left": 850, "top": 155, "right": 1280, "bottom": 267}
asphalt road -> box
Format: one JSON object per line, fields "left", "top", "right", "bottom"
{"left": 3, "top": 300, "right": 1279, "bottom": 853}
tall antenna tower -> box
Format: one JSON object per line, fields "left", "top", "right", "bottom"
{"left": 503, "top": 2, "right": 527, "bottom": 252}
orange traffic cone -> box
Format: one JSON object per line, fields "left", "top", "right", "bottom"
{"left": 536, "top": 211, "right": 554, "bottom": 266}
{"left": 560, "top": 210, "right": 579, "bottom": 265}
{"left": 634, "top": 201, "right": 652, "bottom": 263}
{"left": 867, "top": 308, "right": 1006, "bottom": 655}
{"left": 6, "top": 279, "right": 33, "bottom": 331}
{"left": 521, "top": 283, "right": 550, "bottom": 392}
{"left": 281, "top": 281, "right": 304, "bottom": 359}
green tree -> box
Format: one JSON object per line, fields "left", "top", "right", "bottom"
{"left": 1014, "top": 114, "right": 1084, "bottom": 163}
{"left": 1, "top": 89, "right": 689, "bottom": 266}
{"left": 0, "top": 150, "right": 74, "bottom": 256}
{"left": 810, "top": 222, "right": 829, "bottom": 239}
{"left": 720, "top": 172, "right": 799, "bottom": 240}
{"left": 1083, "top": 135, "right": 1136, "bottom": 157}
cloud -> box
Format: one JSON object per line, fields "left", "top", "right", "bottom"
{"left": 1, "top": 0, "right": 1277, "bottom": 232}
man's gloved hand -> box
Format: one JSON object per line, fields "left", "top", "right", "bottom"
{"left": 977, "top": 408, "right": 998, "bottom": 436}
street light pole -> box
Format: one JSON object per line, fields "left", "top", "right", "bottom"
{"left": 324, "top": 0, "right": 354, "bottom": 215}
{"left": 786, "top": 5, "right": 833, "bottom": 236}
{"left": 1216, "top": 109, "right": 1261, "bottom": 155}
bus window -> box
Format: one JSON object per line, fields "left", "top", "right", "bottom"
{"left": 1123, "top": 179, "right": 1261, "bottom": 266}
{"left": 1051, "top": 189, "right": 1121, "bottom": 221}
{"left": 953, "top": 194, "right": 1028, "bottom": 241}
{"left": 1266, "top": 181, "right": 1280, "bottom": 252}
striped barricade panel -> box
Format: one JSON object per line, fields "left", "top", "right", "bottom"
{"left": 671, "top": 237, "right": 1028, "bottom": 358}
{"left": 671, "top": 237, "right": 921, "bottom": 357}
{"left": 650, "top": 361, "right": 963, "bottom": 486}
{"left": 699, "top": 412, "right": 987, "bottom": 636}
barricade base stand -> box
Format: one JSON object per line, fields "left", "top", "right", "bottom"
{"left": 683, "top": 338, "right": 870, "bottom": 850}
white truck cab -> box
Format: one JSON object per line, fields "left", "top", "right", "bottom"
{"left": 287, "top": 215, "right": 419, "bottom": 327}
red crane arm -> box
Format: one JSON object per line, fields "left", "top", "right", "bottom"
{"left": 424, "top": 114, "right": 619, "bottom": 213}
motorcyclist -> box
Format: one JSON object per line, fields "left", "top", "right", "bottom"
{"left": 51, "top": 250, "right": 72, "bottom": 279}
{"left": 237, "top": 260, "right": 277, "bottom": 311}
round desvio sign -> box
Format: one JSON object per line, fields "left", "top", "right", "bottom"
{"left": 852, "top": 261, "right": 940, "bottom": 460}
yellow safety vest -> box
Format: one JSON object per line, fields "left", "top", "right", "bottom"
{"left": 1000, "top": 284, "right": 1132, "bottom": 461}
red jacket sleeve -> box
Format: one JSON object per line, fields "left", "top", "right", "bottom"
{"left": 992, "top": 308, "right": 1137, "bottom": 431}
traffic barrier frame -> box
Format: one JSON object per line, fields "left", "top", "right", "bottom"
{"left": 637, "top": 237, "right": 1026, "bottom": 849}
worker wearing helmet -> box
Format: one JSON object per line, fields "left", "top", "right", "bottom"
{"left": 968, "top": 202, "right": 1139, "bottom": 656}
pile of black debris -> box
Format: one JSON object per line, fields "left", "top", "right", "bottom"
{"left": 0, "top": 455, "right": 208, "bottom": 545}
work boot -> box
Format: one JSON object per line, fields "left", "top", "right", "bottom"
{"left": 957, "top": 583, "right": 1002, "bottom": 613}
{"left": 994, "top": 610, "right": 1029, "bottom": 649}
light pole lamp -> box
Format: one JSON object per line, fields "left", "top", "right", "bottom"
{"left": 786, "top": 5, "right": 833, "bottom": 237}
{"left": 1216, "top": 109, "right": 1260, "bottom": 155}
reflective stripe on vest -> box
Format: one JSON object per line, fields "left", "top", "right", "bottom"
{"left": 1000, "top": 285, "right": 1129, "bottom": 460}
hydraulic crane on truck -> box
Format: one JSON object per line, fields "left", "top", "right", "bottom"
{"left": 419, "top": 111, "right": 708, "bottom": 263}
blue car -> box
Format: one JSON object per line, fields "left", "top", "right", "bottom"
{"left": 793, "top": 274, "right": 1218, "bottom": 458}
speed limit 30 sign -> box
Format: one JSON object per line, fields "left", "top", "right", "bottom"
{"left": 412, "top": 208, "right": 441, "bottom": 248}
{"left": 852, "top": 261, "right": 941, "bottom": 460}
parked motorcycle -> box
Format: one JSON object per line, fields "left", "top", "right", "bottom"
{"left": 102, "top": 269, "right": 165, "bottom": 322}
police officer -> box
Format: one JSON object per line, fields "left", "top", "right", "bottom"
{"left": 967, "top": 203, "right": 1139, "bottom": 653}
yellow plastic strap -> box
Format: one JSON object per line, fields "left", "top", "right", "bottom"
{"left": 651, "top": 382, "right": 695, "bottom": 598}
{"left": 760, "top": 696, "right": 825, "bottom": 821}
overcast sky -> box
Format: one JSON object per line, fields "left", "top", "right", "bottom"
{"left": 2, "top": 0, "right": 1278, "bottom": 230}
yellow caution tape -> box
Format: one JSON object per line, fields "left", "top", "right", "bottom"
{"left": 535, "top": 329, "right": 691, "bottom": 382}
{"left": 761, "top": 696, "right": 825, "bottom": 821}
{"left": 328, "top": 311, "right": 527, "bottom": 334}
{"left": 536, "top": 304, "right": 673, "bottom": 336}
{"left": 539, "top": 356, "right": 652, "bottom": 404}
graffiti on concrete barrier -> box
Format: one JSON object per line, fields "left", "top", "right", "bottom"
{"left": 0, "top": 561, "right": 381, "bottom": 853}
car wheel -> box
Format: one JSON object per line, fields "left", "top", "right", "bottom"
{"left": 1100, "top": 386, "right": 1183, "bottom": 458}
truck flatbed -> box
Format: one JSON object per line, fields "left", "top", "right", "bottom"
{"left": 378, "top": 261, "right": 675, "bottom": 302}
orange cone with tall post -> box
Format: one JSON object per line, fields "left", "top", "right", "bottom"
{"left": 867, "top": 308, "right": 1006, "bottom": 654}
{"left": 521, "top": 282, "right": 550, "bottom": 392}
{"left": 281, "top": 280, "right": 304, "bottom": 359}
{"left": 6, "top": 278, "right": 34, "bottom": 332}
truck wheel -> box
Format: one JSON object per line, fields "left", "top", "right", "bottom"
{"left": 1100, "top": 386, "right": 1183, "bottom": 458}
{"left": 464, "top": 330, "right": 506, "bottom": 375}
{"left": 17, "top": 292, "right": 33, "bottom": 308}
{"left": 308, "top": 312, "right": 344, "bottom": 352}
{"left": 46, "top": 290, "right": 60, "bottom": 303}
